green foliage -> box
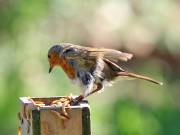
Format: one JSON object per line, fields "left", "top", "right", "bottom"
{"left": 113, "top": 99, "right": 180, "bottom": 135}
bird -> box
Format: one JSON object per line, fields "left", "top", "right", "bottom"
{"left": 48, "top": 43, "right": 163, "bottom": 105}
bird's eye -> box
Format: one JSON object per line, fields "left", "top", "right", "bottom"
{"left": 63, "top": 48, "right": 77, "bottom": 54}
{"left": 48, "top": 55, "right": 51, "bottom": 59}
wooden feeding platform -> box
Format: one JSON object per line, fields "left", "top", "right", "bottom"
{"left": 18, "top": 97, "right": 91, "bottom": 135}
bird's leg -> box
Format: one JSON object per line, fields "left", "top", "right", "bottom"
{"left": 71, "top": 83, "right": 103, "bottom": 106}
{"left": 70, "top": 95, "right": 84, "bottom": 105}
{"left": 87, "top": 83, "right": 103, "bottom": 96}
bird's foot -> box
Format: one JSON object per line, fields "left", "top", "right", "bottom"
{"left": 70, "top": 95, "right": 84, "bottom": 105}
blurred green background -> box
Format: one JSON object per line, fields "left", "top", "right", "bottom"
{"left": 0, "top": 0, "right": 180, "bottom": 134}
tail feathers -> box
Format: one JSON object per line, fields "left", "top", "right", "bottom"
{"left": 117, "top": 72, "right": 163, "bottom": 85}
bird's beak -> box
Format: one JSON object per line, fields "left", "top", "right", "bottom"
{"left": 49, "top": 66, "right": 53, "bottom": 73}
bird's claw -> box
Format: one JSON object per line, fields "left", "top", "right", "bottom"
{"left": 70, "top": 96, "right": 83, "bottom": 105}
{"left": 70, "top": 98, "right": 79, "bottom": 106}
{"left": 70, "top": 95, "right": 84, "bottom": 105}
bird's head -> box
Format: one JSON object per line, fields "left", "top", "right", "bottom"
{"left": 48, "top": 45, "right": 64, "bottom": 73}
{"left": 48, "top": 43, "right": 76, "bottom": 73}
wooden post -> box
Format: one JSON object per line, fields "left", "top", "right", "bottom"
{"left": 18, "top": 97, "right": 91, "bottom": 135}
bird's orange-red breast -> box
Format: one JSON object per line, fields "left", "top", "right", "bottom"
{"left": 59, "top": 57, "right": 76, "bottom": 79}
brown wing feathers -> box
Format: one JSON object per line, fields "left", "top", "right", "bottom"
{"left": 61, "top": 44, "right": 133, "bottom": 62}
{"left": 88, "top": 48, "right": 162, "bottom": 85}
{"left": 117, "top": 71, "right": 163, "bottom": 85}
{"left": 87, "top": 48, "right": 133, "bottom": 62}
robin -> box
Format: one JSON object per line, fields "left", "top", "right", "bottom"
{"left": 48, "top": 43, "right": 163, "bottom": 105}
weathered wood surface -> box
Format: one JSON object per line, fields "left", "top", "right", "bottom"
{"left": 18, "top": 97, "right": 91, "bottom": 135}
